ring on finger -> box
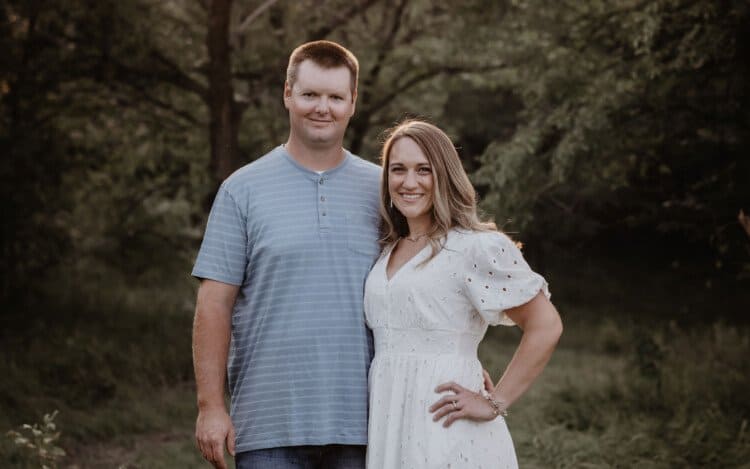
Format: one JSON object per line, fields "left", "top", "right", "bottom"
{"left": 451, "top": 400, "right": 458, "bottom": 409}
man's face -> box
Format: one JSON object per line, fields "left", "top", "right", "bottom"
{"left": 284, "top": 60, "right": 356, "bottom": 149}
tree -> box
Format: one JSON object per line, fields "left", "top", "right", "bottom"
{"left": 1, "top": 1, "right": 100, "bottom": 300}
{"left": 470, "top": 0, "right": 750, "bottom": 273}
{"left": 2, "top": 0, "right": 516, "bottom": 303}
{"left": 1, "top": 0, "right": 209, "bottom": 299}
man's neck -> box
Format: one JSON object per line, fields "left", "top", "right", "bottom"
{"left": 284, "top": 138, "right": 346, "bottom": 172}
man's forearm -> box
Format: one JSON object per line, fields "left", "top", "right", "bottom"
{"left": 193, "top": 289, "right": 233, "bottom": 410}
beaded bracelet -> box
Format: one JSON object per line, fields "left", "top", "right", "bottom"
{"left": 480, "top": 389, "right": 508, "bottom": 417}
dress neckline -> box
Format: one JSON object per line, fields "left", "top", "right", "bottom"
{"left": 383, "top": 241, "right": 431, "bottom": 283}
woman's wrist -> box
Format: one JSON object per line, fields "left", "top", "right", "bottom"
{"left": 480, "top": 389, "right": 508, "bottom": 417}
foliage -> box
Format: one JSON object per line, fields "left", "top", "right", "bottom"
{"left": 1, "top": 0, "right": 213, "bottom": 302}
{"left": 470, "top": 0, "right": 750, "bottom": 273}
{"left": 5, "top": 411, "right": 66, "bottom": 469}
{"left": 0, "top": 267, "right": 194, "bottom": 430}
{"left": 1, "top": 1, "right": 78, "bottom": 301}
{"left": 532, "top": 321, "right": 750, "bottom": 468}
{"left": 2, "top": 290, "right": 746, "bottom": 467}
{"left": 4, "top": 0, "right": 746, "bottom": 300}
{"left": 2, "top": 2, "right": 748, "bottom": 463}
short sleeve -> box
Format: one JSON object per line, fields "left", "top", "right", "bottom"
{"left": 191, "top": 186, "right": 248, "bottom": 286}
{"left": 463, "top": 232, "right": 550, "bottom": 326}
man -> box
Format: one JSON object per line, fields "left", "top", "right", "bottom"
{"left": 192, "top": 41, "right": 380, "bottom": 469}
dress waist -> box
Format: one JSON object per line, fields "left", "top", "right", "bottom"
{"left": 371, "top": 327, "right": 481, "bottom": 357}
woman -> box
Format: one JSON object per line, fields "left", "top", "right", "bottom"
{"left": 365, "top": 120, "right": 563, "bottom": 468}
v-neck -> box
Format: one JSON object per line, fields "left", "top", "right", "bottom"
{"left": 384, "top": 241, "right": 431, "bottom": 283}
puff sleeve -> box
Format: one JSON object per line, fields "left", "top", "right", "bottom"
{"left": 462, "top": 231, "right": 550, "bottom": 326}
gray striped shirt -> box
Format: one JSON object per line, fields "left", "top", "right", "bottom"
{"left": 192, "top": 146, "right": 381, "bottom": 452}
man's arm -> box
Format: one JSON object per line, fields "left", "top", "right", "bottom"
{"left": 193, "top": 279, "right": 240, "bottom": 469}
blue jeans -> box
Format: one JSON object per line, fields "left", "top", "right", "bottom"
{"left": 235, "top": 445, "right": 366, "bottom": 469}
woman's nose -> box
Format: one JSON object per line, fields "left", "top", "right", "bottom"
{"left": 402, "top": 170, "right": 418, "bottom": 187}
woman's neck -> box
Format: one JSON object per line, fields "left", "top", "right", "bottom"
{"left": 405, "top": 216, "right": 434, "bottom": 238}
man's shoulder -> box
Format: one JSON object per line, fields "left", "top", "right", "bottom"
{"left": 345, "top": 152, "right": 381, "bottom": 179}
{"left": 222, "top": 146, "right": 287, "bottom": 192}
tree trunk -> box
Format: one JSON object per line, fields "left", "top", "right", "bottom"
{"left": 207, "top": 0, "right": 241, "bottom": 185}
{"left": 348, "top": 112, "right": 372, "bottom": 156}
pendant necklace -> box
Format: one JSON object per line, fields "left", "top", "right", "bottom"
{"left": 404, "top": 233, "right": 428, "bottom": 242}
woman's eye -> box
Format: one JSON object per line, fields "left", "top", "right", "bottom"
{"left": 418, "top": 167, "right": 432, "bottom": 174}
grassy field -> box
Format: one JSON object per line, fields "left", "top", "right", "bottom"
{"left": 2, "top": 263, "right": 749, "bottom": 468}
{"left": 484, "top": 321, "right": 750, "bottom": 468}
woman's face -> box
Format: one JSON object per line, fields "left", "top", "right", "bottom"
{"left": 387, "top": 137, "right": 434, "bottom": 228}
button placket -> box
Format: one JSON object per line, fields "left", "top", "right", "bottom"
{"left": 318, "top": 177, "right": 331, "bottom": 229}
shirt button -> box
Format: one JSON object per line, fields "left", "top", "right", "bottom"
{"left": 320, "top": 196, "right": 326, "bottom": 202}
{"left": 319, "top": 179, "right": 325, "bottom": 185}
{"left": 322, "top": 212, "right": 327, "bottom": 216}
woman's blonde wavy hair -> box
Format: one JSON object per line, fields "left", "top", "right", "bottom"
{"left": 379, "top": 119, "right": 496, "bottom": 264}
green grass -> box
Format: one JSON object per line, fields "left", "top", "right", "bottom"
{"left": 0, "top": 270, "right": 201, "bottom": 468}
{"left": 479, "top": 319, "right": 750, "bottom": 468}
{"left": 1, "top": 260, "right": 748, "bottom": 468}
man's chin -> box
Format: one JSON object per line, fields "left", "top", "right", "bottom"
{"left": 305, "top": 130, "right": 341, "bottom": 145}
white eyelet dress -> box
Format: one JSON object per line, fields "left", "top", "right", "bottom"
{"left": 364, "top": 229, "right": 550, "bottom": 469}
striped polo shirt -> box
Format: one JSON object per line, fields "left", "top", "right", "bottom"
{"left": 192, "top": 145, "right": 382, "bottom": 453}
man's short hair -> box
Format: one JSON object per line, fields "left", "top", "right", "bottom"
{"left": 286, "top": 40, "right": 359, "bottom": 96}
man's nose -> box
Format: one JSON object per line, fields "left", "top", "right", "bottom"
{"left": 314, "top": 97, "right": 330, "bottom": 114}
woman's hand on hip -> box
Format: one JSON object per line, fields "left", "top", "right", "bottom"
{"left": 429, "top": 381, "right": 498, "bottom": 427}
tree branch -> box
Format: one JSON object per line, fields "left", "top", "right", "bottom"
{"left": 118, "top": 82, "right": 202, "bottom": 126}
{"left": 147, "top": 49, "right": 209, "bottom": 101}
{"left": 348, "top": 60, "right": 506, "bottom": 154}
{"left": 369, "top": 63, "right": 506, "bottom": 114}
{"left": 194, "top": 0, "right": 209, "bottom": 12}
{"left": 233, "top": 0, "right": 280, "bottom": 44}
{"left": 361, "top": 0, "right": 409, "bottom": 96}
{"left": 306, "top": 0, "right": 381, "bottom": 40}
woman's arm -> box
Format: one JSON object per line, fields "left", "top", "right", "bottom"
{"left": 430, "top": 291, "right": 562, "bottom": 426}
{"left": 490, "top": 291, "right": 562, "bottom": 406}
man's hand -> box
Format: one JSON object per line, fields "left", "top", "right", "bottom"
{"left": 195, "top": 407, "right": 235, "bottom": 469}
{"left": 193, "top": 280, "right": 238, "bottom": 468}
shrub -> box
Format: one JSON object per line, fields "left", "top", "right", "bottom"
{"left": 5, "top": 411, "right": 66, "bottom": 469}
{"left": 542, "top": 322, "right": 750, "bottom": 467}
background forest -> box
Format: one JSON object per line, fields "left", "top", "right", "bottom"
{"left": 2, "top": 0, "right": 749, "bottom": 467}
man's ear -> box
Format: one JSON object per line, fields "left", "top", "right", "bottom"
{"left": 283, "top": 81, "right": 292, "bottom": 108}
{"left": 350, "top": 88, "right": 358, "bottom": 116}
